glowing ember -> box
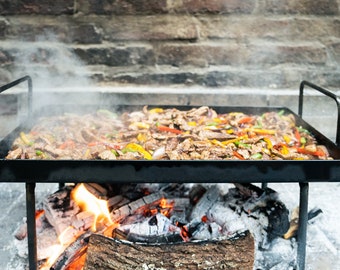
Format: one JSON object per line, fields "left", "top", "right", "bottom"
{"left": 72, "top": 184, "right": 113, "bottom": 231}
{"left": 159, "top": 198, "right": 174, "bottom": 217}
{"left": 144, "top": 198, "right": 175, "bottom": 217}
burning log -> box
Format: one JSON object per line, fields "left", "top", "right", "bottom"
{"left": 49, "top": 231, "right": 91, "bottom": 270}
{"left": 43, "top": 186, "right": 80, "bottom": 235}
{"left": 189, "top": 185, "right": 220, "bottom": 221}
{"left": 110, "top": 192, "right": 165, "bottom": 222}
{"left": 84, "top": 232, "right": 255, "bottom": 270}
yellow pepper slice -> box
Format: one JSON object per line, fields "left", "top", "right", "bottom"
{"left": 280, "top": 145, "right": 289, "bottom": 155}
{"left": 263, "top": 137, "right": 273, "bottom": 150}
{"left": 221, "top": 135, "right": 247, "bottom": 146}
{"left": 137, "top": 133, "right": 148, "bottom": 143}
{"left": 187, "top": 121, "right": 197, "bottom": 126}
{"left": 130, "top": 122, "right": 150, "bottom": 129}
{"left": 211, "top": 139, "right": 225, "bottom": 147}
{"left": 149, "top": 108, "right": 164, "bottom": 114}
{"left": 124, "top": 143, "right": 152, "bottom": 160}
{"left": 20, "top": 132, "right": 33, "bottom": 145}
{"left": 246, "top": 128, "right": 276, "bottom": 135}
{"left": 283, "top": 135, "right": 291, "bottom": 144}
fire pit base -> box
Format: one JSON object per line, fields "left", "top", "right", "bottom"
{"left": 84, "top": 232, "right": 255, "bottom": 270}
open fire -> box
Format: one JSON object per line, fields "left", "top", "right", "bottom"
{"left": 13, "top": 181, "right": 303, "bottom": 269}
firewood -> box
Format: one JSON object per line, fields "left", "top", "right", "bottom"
{"left": 107, "top": 195, "right": 128, "bottom": 209}
{"left": 189, "top": 185, "right": 220, "bottom": 221}
{"left": 50, "top": 232, "right": 91, "bottom": 270}
{"left": 84, "top": 232, "right": 255, "bottom": 270}
{"left": 83, "top": 183, "right": 108, "bottom": 199}
{"left": 110, "top": 192, "right": 164, "bottom": 222}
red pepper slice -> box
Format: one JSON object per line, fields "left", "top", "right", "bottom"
{"left": 296, "top": 147, "right": 325, "bottom": 157}
{"left": 157, "top": 125, "right": 183, "bottom": 134}
{"left": 238, "top": 116, "right": 253, "bottom": 124}
{"left": 294, "top": 128, "right": 301, "bottom": 147}
{"left": 58, "top": 140, "right": 75, "bottom": 149}
{"left": 233, "top": 150, "right": 245, "bottom": 160}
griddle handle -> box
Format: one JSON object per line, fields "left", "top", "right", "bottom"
{"left": 0, "top": 75, "right": 33, "bottom": 119}
{"left": 299, "top": 80, "right": 340, "bottom": 146}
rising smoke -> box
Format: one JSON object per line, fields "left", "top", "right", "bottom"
{"left": 11, "top": 33, "right": 93, "bottom": 90}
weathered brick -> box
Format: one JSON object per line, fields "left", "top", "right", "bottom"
{"left": 0, "top": 0, "right": 75, "bottom": 15}
{"left": 73, "top": 45, "right": 155, "bottom": 66}
{"left": 247, "top": 42, "right": 328, "bottom": 66}
{"left": 101, "top": 15, "right": 198, "bottom": 41}
{"left": 263, "top": 0, "right": 339, "bottom": 15}
{"left": 5, "top": 22, "right": 68, "bottom": 42}
{"left": 156, "top": 41, "right": 329, "bottom": 68}
{"left": 199, "top": 16, "right": 339, "bottom": 41}
{"left": 0, "top": 18, "right": 7, "bottom": 39}
{"left": 4, "top": 17, "right": 103, "bottom": 44}
{"left": 199, "top": 70, "right": 285, "bottom": 88}
{"left": 77, "top": 0, "right": 167, "bottom": 15}
{"left": 99, "top": 67, "right": 286, "bottom": 88}
{"left": 70, "top": 24, "right": 102, "bottom": 44}
{"left": 171, "top": 0, "right": 255, "bottom": 14}
{"left": 156, "top": 43, "right": 246, "bottom": 67}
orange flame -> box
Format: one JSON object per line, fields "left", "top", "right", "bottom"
{"left": 41, "top": 184, "right": 116, "bottom": 269}
{"left": 72, "top": 184, "right": 113, "bottom": 231}
{"left": 159, "top": 198, "right": 174, "bottom": 217}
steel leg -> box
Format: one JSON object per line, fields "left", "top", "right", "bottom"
{"left": 297, "top": 182, "right": 309, "bottom": 270}
{"left": 26, "top": 183, "right": 37, "bottom": 270}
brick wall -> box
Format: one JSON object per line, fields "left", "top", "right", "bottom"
{"left": 0, "top": 0, "right": 339, "bottom": 89}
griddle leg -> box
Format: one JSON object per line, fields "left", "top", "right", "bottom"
{"left": 26, "top": 183, "right": 37, "bottom": 270}
{"left": 297, "top": 182, "right": 309, "bottom": 270}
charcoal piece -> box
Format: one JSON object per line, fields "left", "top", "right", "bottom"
{"left": 189, "top": 184, "right": 207, "bottom": 205}
{"left": 264, "top": 200, "right": 290, "bottom": 242}
{"left": 126, "top": 231, "right": 183, "bottom": 244}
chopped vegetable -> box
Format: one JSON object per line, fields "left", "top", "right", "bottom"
{"left": 277, "top": 109, "right": 285, "bottom": 116}
{"left": 296, "top": 147, "right": 325, "bottom": 157}
{"left": 187, "top": 121, "right": 197, "bottom": 126}
{"left": 294, "top": 128, "right": 301, "bottom": 146}
{"left": 263, "top": 137, "right": 273, "bottom": 149}
{"left": 123, "top": 143, "right": 152, "bottom": 160}
{"left": 36, "top": 150, "right": 43, "bottom": 156}
{"left": 234, "top": 141, "right": 250, "bottom": 148}
{"left": 137, "top": 133, "right": 148, "bottom": 143}
{"left": 211, "top": 139, "right": 225, "bottom": 147}
{"left": 130, "top": 122, "right": 150, "bottom": 129}
{"left": 250, "top": 153, "right": 263, "bottom": 159}
{"left": 297, "top": 126, "right": 310, "bottom": 135}
{"left": 246, "top": 128, "right": 276, "bottom": 135}
{"left": 149, "top": 108, "right": 164, "bottom": 114}
{"left": 20, "top": 132, "right": 33, "bottom": 146}
{"left": 238, "top": 116, "right": 253, "bottom": 124}
{"left": 283, "top": 135, "right": 292, "bottom": 145}
{"left": 157, "top": 125, "right": 183, "bottom": 134}
{"left": 58, "top": 140, "right": 75, "bottom": 149}
{"left": 233, "top": 150, "right": 245, "bottom": 160}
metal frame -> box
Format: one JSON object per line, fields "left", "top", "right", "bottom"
{"left": 1, "top": 76, "right": 340, "bottom": 270}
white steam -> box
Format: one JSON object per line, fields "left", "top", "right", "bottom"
{"left": 11, "top": 34, "right": 93, "bottom": 91}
